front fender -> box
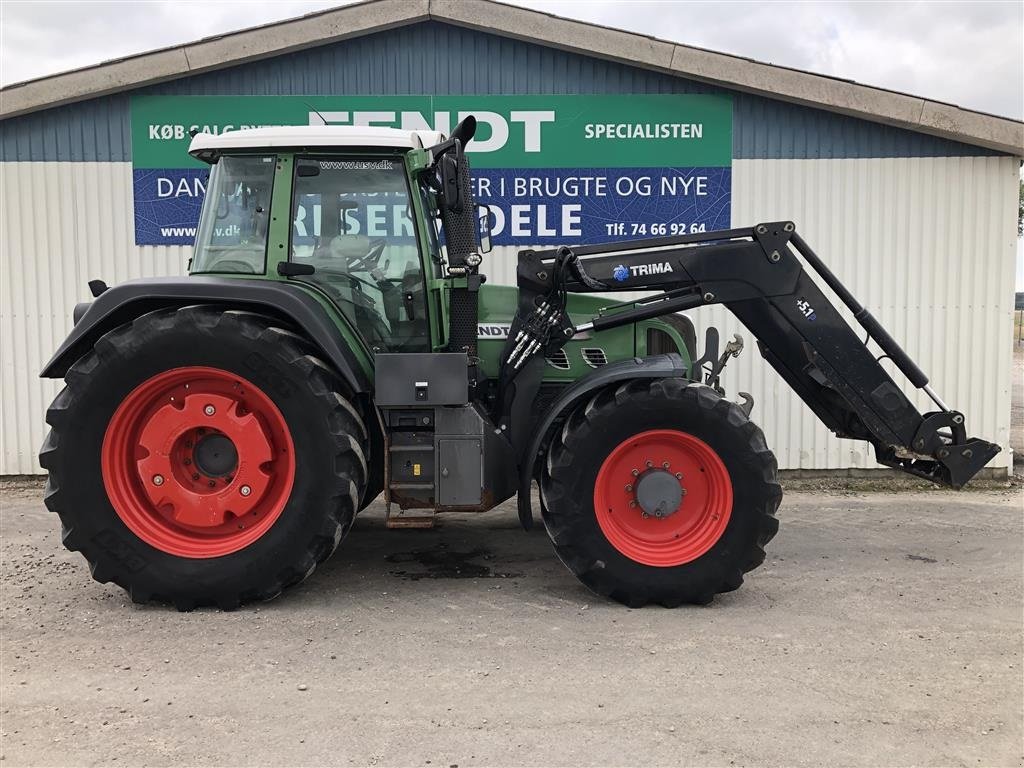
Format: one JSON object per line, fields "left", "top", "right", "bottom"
{"left": 40, "top": 276, "right": 372, "bottom": 394}
{"left": 516, "top": 353, "right": 690, "bottom": 529}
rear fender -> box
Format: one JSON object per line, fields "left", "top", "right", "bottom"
{"left": 516, "top": 353, "right": 690, "bottom": 529}
{"left": 40, "top": 276, "right": 372, "bottom": 394}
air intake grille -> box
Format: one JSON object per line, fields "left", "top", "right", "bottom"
{"left": 581, "top": 348, "right": 608, "bottom": 367}
{"left": 545, "top": 349, "right": 571, "bottom": 370}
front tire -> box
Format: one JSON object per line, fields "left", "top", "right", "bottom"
{"left": 540, "top": 378, "right": 781, "bottom": 607}
{"left": 39, "top": 306, "right": 368, "bottom": 610}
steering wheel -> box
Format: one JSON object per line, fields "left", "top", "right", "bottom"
{"left": 345, "top": 239, "right": 388, "bottom": 272}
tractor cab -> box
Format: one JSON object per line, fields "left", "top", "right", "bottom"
{"left": 185, "top": 122, "right": 689, "bottom": 380}
{"left": 189, "top": 125, "right": 447, "bottom": 354}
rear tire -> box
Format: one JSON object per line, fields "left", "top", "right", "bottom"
{"left": 39, "top": 306, "right": 368, "bottom": 610}
{"left": 540, "top": 378, "right": 781, "bottom": 607}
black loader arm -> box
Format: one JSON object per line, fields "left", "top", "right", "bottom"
{"left": 508, "top": 222, "right": 999, "bottom": 489}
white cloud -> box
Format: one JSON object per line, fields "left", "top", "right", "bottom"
{"left": 522, "top": 0, "right": 1023, "bottom": 118}
{"left": 1, "top": 0, "right": 1021, "bottom": 119}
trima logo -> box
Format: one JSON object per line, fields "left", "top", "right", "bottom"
{"left": 629, "top": 262, "right": 674, "bottom": 277}
{"left": 612, "top": 265, "right": 630, "bottom": 282}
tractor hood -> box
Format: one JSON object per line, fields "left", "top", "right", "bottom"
{"left": 474, "top": 284, "right": 690, "bottom": 381}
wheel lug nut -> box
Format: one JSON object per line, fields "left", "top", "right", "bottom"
{"left": 240, "top": 485, "right": 252, "bottom": 497}
{"left": 152, "top": 475, "right": 164, "bottom": 486}
{"left": 662, "top": 461, "right": 670, "bottom": 469}
{"left": 675, "top": 473, "right": 683, "bottom": 480}
{"left": 183, "top": 458, "right": 191, "bottom": 466}
{"left": 645, "top": 460, "right": 653, "bottom": 468}
{"left": 208, "top": 480, "right": 216, "bottom": 488}
{"left": 629, "top": 501, "right": 637, "bottom": 508}
{"left": 631, "top": 469, "right": 639, "bottom": 477}
{"left": 204, "top": 404, "right": 216, "bottom": 416}
{"left": 624, "top": 484, "right": 632, "bottom": 492}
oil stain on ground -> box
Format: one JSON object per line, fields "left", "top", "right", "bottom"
{"left": 386, "top": 545, "right": 522, "bottom": 580}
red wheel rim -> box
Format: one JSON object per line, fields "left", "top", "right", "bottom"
{"left": 101, "top": 367, "right": 295, "bottom": 558}
{"left": 593, "top": 429, "right": 732, "bottom": 567}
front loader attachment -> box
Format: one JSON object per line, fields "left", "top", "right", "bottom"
{"left": 511, "top": 222, "right": 1000, "bottom": 489}
{"left": 726, "top": 226, "right": 1000, "bottom": 489}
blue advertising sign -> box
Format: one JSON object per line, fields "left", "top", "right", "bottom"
{"left": 130, "top": 95, "right": 733, "bottom": 246}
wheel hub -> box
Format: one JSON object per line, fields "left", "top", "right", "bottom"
{"left": 193, "top": 432, "right": 238, "bottom": 478}
{"left": 634, "top": 468, "right": 684, "bottom": 518}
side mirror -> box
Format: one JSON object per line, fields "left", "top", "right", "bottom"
{"left": 439, "top": 154, "right": 462, "bottom": 212}
{"left": 427, "top": 116, "right": 477, "bottom": 215}
{"left": 478, "top": 205, "right": 493, "bottom": 253}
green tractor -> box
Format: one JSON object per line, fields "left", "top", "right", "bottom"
{"left": 40, "top": 117, "right": 998, "bottom": 609}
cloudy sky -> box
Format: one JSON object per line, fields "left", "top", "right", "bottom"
{"left": 1, "top": 0, "right": 1022, "bottom": 119}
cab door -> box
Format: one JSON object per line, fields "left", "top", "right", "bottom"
{"left": 288, "top": 155, "right": 431, "bottom": 353}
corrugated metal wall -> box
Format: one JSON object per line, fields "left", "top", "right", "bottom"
{"left": 0, "top": 162, "right": 192, "bottom": 473}
{"left": 0, "top": 20, "right": 1018, "bottom": 474}
{"left": 725, "top": 156, "right": 1017, "bottom": 470}
{"left": 1, "top": 155, "right": 1017, "bottom": 474}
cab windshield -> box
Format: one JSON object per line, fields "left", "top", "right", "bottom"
{"left": 191, "top": 155, "right": 276, "bottom": 274}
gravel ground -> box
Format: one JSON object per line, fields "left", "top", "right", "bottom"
{"left": 1013, "top": 344, "right": 1023, "bottom": 475}
{"left": 1, "top": 349, "right": 1020, "bottom": 767}
{"left": 1, "top": 475, "right": 1021, "bottom": 767}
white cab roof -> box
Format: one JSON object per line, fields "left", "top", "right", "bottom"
{"left": 188, "top": 125, "right": 445, "bottom": 160}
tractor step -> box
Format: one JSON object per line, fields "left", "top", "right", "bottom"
{"left": 385, "top": 502, "right": 437, "bottom": 529}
